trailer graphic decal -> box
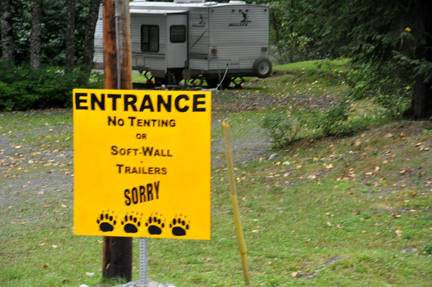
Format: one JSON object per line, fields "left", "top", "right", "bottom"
{"left": 192, "top": 14, "right": 206, "bottom": 28}
{"left": 229, "top": 12, "right": 251, "bottom": 26}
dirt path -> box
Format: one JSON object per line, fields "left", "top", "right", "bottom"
{"left": 0, "top": 113, "right": 74, "bottom": 213}
{"left": 0, "top": 81, "right": 339, "bottom": 211}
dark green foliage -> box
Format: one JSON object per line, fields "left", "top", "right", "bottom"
{"left": 346, "top": 62, "right": 412, "bottom": 119}
{"left": 265, "top": 0, "right": 327, "bottom": 63}
{"left": 0, "top": 62, "right": 103, "bottom": 111}
{"left": 319, "top": 100, "right": 349, "bottom": 135}
{"left": 9, "top": 0, "right": 93, "bottom": 66}
{"left": 421, "top": 244, "right": 432, "bottom": 255}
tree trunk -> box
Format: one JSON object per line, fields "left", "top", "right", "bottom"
{"left": 65, "top": 0, "right": 76, "bottom": 73}
{"left": 270, "top": 10, "right": 283, "bottom": 62}
{"left": 30, "top": 0, "right": 42, "bottom": 71}
{"left": 289, "top": 0, "right": 294, "bottom": 63}
{"left": 0, "top": 0, "right": 14, "bottom": 64}
{"left": 412, "top": 2, "right": 432, "bottom": 118}
{"left": 413, "top": 76, "right": 432, "bottom": 119}
{"left": 80, "top": 0, "right": 101, "bottom": 75}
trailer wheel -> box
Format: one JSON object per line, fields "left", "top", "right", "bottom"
{"left": 253, "top": 57, "right": 272, "bottom": 78}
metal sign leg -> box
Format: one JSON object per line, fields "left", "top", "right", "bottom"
{"left": 139, "top": 238, "right": 149, "bottom": 286}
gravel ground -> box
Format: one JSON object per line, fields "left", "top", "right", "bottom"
{"left": 0, "top": 89, "right": 272, "bottom": 216}
{"left": 1, "top": 83, "right": 339, "bottom": 211}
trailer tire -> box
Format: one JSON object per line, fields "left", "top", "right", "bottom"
{"left": 253, "top": 57, "right": 272, "bottom": 78}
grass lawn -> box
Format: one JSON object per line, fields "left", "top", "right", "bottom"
{"left": 1, "top": 60, "right": 431, "bottom": 286}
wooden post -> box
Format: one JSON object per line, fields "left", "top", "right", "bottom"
{"left": 223, "top": 122, "right": 250, "bottom": 285}
{"left": 102, "top": 0, "right": 133, "bottom": 282}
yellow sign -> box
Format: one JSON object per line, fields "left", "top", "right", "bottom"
{"left": 73, "top": 89, "right": 211, "bottom": 240}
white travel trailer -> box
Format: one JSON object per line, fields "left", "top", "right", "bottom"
{"left": 94, "top": 0, "right": 272, "bottom": 88}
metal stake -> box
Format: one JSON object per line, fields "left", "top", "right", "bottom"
{"left": 139, "top": 238, "right": 149, "bottom": 286}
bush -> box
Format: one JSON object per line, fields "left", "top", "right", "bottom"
{"left": 262, "top": 112, "right": 302, "bottom": 148}
{"left": 346, "top": 62, "right": 412, "bottom": 119}
{"left": 317, "top": 61, "right": 413, "bottom": 136}
{"left": 318, "top": 101, "right": 350, "bottom": 135}
{"left": 0, "top": 62, "right": 103, "bottom": 111}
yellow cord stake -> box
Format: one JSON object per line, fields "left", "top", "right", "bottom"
{"left": 223, "top": 121, "right": 250, "bottom": 285}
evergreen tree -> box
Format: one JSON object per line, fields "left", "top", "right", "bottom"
{"left": 30, "top": 0, "right": 42, "bottom": 70}
{"left": 0, "top": 0, "right": 14, "bottom": 64}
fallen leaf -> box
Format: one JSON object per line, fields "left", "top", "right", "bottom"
{"left": 373, "top": 166, "right": 380, "bottom": 174}
{"left": 399, "top": 168, "right": 410, "bottom": 174}
{"left": 324, "top": 163, "right": 333, "bottom": 169}
{"left": 395, "top": 229, "right": 403, "bottom": 237}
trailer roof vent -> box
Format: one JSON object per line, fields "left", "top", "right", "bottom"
{"left": 174, "top": 0, "right": 205, "bottom": 3}
{"left": 229, "top": 0, "right": 246, "bottom": 4}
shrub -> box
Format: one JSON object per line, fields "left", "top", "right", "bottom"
{"left": 318, "top": 100, "right": 350, "bottom": 135}
{"left": 262, "top": 112, "right": 302, "bottom": 148}
{"left": 318, "top": 61, "right": 412, "bottom": 135}
{"left": 346, "top": 62, "right": 412, "bottom": 119}
{"left": 0, "top": 62, "right": 103, "bottom": 111}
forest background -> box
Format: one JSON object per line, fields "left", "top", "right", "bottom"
{"left": 0, "top": 0, "right": 431, "bottom": 124}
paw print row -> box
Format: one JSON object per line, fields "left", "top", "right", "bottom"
{"left": 96, "top": 212, "right": 190, "bottom": 236}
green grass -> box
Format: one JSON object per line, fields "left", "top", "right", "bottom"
{"left": 132, "top": 73, "right": 153, "bottom": 84}
{"left": 274, "top": 58, "right": 351, "bottom": 73}
{"left": 1, "top": 60, "right": 432, "bottom": 286}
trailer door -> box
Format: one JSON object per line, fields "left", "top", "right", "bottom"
{"left": 166, "top": 13, "right": 188, "bottom": 69}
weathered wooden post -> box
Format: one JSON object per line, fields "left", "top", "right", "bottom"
{"left": 102, "top": 0, "right": 133, "bottom": 282}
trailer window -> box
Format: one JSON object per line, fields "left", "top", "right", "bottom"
{"left": 170, "top": 25, "right": 186, "bottom": 43}
{"left": 141, "top": 25, "right": 159, "bottom": 52}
